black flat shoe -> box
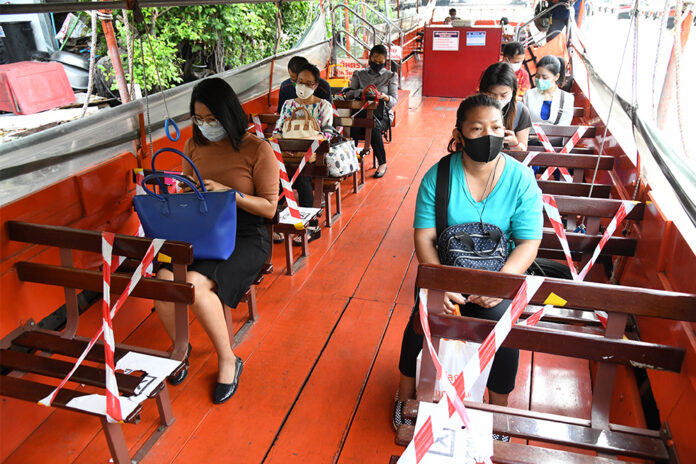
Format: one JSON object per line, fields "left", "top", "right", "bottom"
{"left": 168, "top": 343, "right": 192, "bottom": 386}
{"left": 213, "top": 356, "right": 244, "bottom": 404}
{"left": 374, "top": 165, "right": 387, "bottom": 178}
{"left": 292, "top": 226, "right": 321, "bottom": 246}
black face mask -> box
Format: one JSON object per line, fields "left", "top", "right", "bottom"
{"left": 369, "top": 61, "right": 385, "bottom": 73}
{"left": 460, "top": 132, "right": 504, "bottom": 163}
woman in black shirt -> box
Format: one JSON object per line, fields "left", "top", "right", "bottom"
{"left": 479, "top": 62, "right": 532, "bottom": 151}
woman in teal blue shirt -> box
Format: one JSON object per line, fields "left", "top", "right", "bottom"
{"left": 393, "top": 94, "right": 543, "bottom": 434}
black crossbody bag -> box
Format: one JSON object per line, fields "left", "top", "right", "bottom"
{"left": 435, "top": 154, "right": 509, "bottom": 271}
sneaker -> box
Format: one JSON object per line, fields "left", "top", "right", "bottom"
{"left": 392, "top": 391, "right": 414, "bottom": 430}
{"left": 492, "top": 433, "right": 511, "bottom": 442}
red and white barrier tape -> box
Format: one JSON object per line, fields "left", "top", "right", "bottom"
{"left": 278, "top": 139, "right": 321, "bottom": 202}
{"left": 351, "top": 100, "right": 371, "bottom": 119}
{"left": 533, "top": 124, "right": 589, "bottom": 182}
{"left": 331, "top": 104, "right": 344, "bottom": 134}
{"left": 400, "top": 276, "right": 545, "bottom": 463}
{"left": 542, "top": 193, "right": 636, "bottom": 326}
{"left": 100, "top": 233, "right": 123, "bottom": 423}
{"left": 542, "top": 195, "right": 580, "bottom": 280}
{"left": 270, "top": 138, "right": 302, "bottom": 222}
{"left": 39, "top": 234, "right": 164, "bottom": 413}
{"left": 251, "top": 114, "right": 264, "bottom": 139}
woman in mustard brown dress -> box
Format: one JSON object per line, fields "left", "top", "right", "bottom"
{"left": 155, "top": 78, "right": 279, "bottom": 404}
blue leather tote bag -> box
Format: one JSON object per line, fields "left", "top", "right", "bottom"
{"left": 133, "top": 147, "right": 241, "bottom": 260}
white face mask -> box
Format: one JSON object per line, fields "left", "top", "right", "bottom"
{"left": 296, "top": 83, "right": 315, "bottom": 100}
{"left": 198, "top": 122, "right": 228, "bottom": 142}
{"left": 509, "top": 62, "right": 523, "bottom": 72}
{"left": 499, "top": 95, "right": 513, "bottom": 108}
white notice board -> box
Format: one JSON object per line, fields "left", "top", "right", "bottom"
{"left": 466, "top": 31, "right": 486, "bottom": 46}
{"left": 432, "top": 31, "right": 460, "bottom": 51}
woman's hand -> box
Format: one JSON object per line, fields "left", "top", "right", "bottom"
{"left": 201, "top": 179, "right": 228, "bottom": 191}
{"left": 504, "top": 130, "right": 520, "bottom": 149}
{"left": 466, "top": 295, "right": 503, "bottom": 309}
{"left": 443, "top": 291, "right": 467, "bottom": 315}
{"left": 379, "top": 94, "right": 390, "bottom": 102}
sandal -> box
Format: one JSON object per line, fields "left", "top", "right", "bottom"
{"left": 392, "top": 391, "right": 414, "bottom": 430}
{"left": 273, "top": 232, "right": 285, "bottom": 243}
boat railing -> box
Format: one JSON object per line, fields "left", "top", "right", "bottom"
{"left": 331, "top": 2, "right": 404, "bottom": 85}
{"left": 0, "top": 36, "right": 329, "bottom": 207}
{"left": 515, "top": 1, "right": 575, "bottom": 45}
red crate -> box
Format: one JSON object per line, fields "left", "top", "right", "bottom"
{"left": 0, "top": 61, "right": 75, "bottom": 115}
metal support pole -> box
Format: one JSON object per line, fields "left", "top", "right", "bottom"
{"left": 99, "top": 5, "right": 131, "bottom": 103}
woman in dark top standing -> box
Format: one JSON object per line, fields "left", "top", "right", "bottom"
{"left": 479, "top": 62, "right": 532, "bottom": 151}
{"left": 344, "top": 44, "right": 398, "bottom": 178}
{"left": 155, "top": 78, "right": 279, "bottom": 404}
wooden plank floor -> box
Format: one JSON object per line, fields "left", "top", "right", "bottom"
{"left": 3, "top": 92, "right": 595, "bottom": 463}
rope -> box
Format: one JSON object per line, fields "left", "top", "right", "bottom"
{"left": 632, "top": 1, "right": 639, "bottom": 111}
{"left": 81, "top": 8, "right": 98, "bottom": 118}
{"left": 673, "top": 0, "right": 693, "bottom": 161}
{"left": 588, "top": 0, "right": 638, "bottom": 197}
{"left": 652, "top": 0, "right": 671, "bottom": 118}
{"left": 122, "top": 9, "right": 135, "bottom": 100}
{"left": 144, "top": 28, "right": 171, "bottom": 121}
{"left": 138, "top": 34, "right": 155, "bottom": 159}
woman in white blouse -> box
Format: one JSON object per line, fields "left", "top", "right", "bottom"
{"left": 523, "top": 55, "right": 574, "bottom": 126}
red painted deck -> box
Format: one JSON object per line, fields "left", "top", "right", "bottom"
{"left": 2, "top": 64, "right": 606, "bottom": 463}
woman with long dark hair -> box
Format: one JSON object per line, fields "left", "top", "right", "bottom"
{"left": 479, "top": 62, "right": 532, "bottom": 151}
{"left": 155, "top": 78, "right": 279, "bottom": 404}
{"left": 392, "top": 95, "right": 542, "bottom": 440}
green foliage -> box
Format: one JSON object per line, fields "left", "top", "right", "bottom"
{"left": 104, "top": 2, "right": 316, "bottom": 92}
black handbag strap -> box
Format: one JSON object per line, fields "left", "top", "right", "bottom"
{"left": 553, "top": 91, "right": 565, "bottom": 125}
{"left": 435, "top": 153, "right": 454, "bottom": 239}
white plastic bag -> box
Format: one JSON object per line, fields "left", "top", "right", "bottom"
{"left": 416, "top": 339, "right": 493, "bottom": 403}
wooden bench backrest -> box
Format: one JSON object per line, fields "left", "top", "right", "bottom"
{"left": 532, "top": 124, "right": 598, "bottom": 139}
{"left": 7, "top": 221, "right": 193, "bottom": 265}
{"left": 332, "top": 100, "right": 378, "bottom": 156}
{"left": 505, "top": 152, "right": 614, "bottom": 170}
{"left": 6, "top": 221, "right": 194, "bottom": 358}
{"left": 414, "top": 264, "right": 695, "bottom": 456}
{"left": 547, "top": 195, "right": 644, "bottom": 235}
{"left": 416, "top": 264, "right": 696, "bottom": 322}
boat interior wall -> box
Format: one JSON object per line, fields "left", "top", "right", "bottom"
{"left": 0, "top": 39, "right": 330, "bottom": 207}
{"left": 0, "top": 153, "right": 139, "bottom": 337}
{"left": 566, "top": 41, "right": 696, "bottom": 463}
{"left": 572, "top": 47, "right": 696, "bottom": 246}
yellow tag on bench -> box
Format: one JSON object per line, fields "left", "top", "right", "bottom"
{"left": 157, "top": 253, "right": 172, "bottom": 263}
{"left": 543, "top": 292, "right": 567, "bottom": 307}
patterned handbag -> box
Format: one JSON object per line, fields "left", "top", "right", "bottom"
{"left": 280, "top": 106, "right": 323, "bottom": 163}
{"left": 326, "top": 139, "right": 360, "bottom": 177}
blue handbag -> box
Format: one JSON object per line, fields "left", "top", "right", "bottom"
{"left": 133, "top": 147, "right": 241, "bottom": 260}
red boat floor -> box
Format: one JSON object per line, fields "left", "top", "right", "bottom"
{"left": 3, "top": 96, "right": 596, "bottom": 463}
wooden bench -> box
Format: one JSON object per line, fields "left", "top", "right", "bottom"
{"left": 393, "top": 264, "right": 695, "bottom": 463}
{"left": 2, "top": 221, "right": 195, "bottom": 464}
{"left": 274, "top": 138, "right": 330, "bottom": 275}
{"left": 506, "top": 151, "right": 615, "bottom": 198}
{"left": 529, "top": 124, "right": 598, "bottom": 153}
{"left": 333, "top": 99, "right": 379, "bottom": 187}
{"left": 532, "top": 195, "right": 645, "bottom": 326}
{"left": 249, "top": 114, "right": 341, "bottom": 227}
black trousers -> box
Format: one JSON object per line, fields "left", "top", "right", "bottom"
{"left": 293, "top": 175, "right": 314, "bottom": 208}
{"left": 353, "top": 127, "right": 387, "bottom": 166}
{"left": 398, "top": 297, "right": 519, "bottom": 395}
